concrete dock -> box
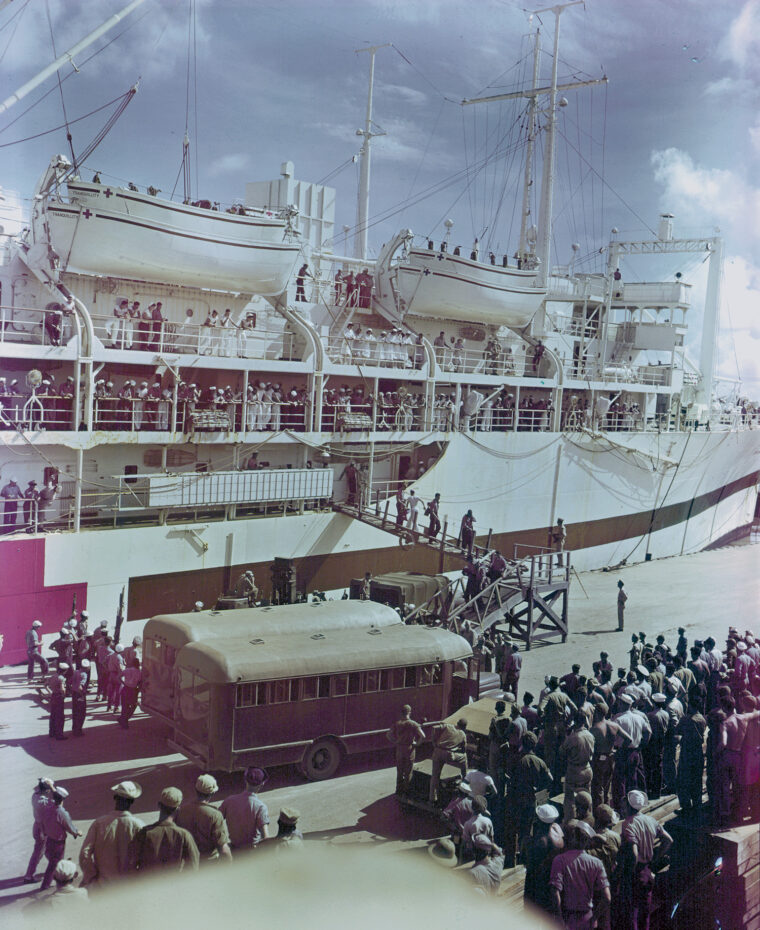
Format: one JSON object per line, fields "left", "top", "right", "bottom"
{"left": 1, "top": 542, "right": 757, "bottom": 924}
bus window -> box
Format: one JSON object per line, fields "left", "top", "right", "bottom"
{"left": 318, "top": 675, "right": 330, "bottom": 698}
{"left": 404, "top": 666, "right": 416, "bottom": 688}
{"left": 348, "top": 672, "right": 361, "bottom": 695}
{"left": 333, "top": 674, "right": 348, "bottom": 697}
{"left": 419, "top": 664, "right": 443, "bottom": 686}
{"left": 364, "top": 669, "right": 380, "bottom": 692}
{"left": 271, "top": 679, "right": 291, "bottom": 704}
{"left": 236, "top": 683, "right": 256, "bottom": 707}
{"left": 255, "top": 682, "right": 267, "bottom": 705}
{"left": 302, "top": 677, "right": 318, "bottom": 700}
{"left": 385, "top": 668, "right": 405, "bottom": 689}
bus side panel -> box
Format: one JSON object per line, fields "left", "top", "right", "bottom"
{"left": 344, "top": 687, "right": 445, "bottom": 738}
{"left": 208, "top": 684, "right": 235, "bottom": 771}
{"left": 232, "top": 698, "right": 346, "bottom": 753}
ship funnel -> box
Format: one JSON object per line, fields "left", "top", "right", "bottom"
{"left": 658, "top": 214, "right": 674, "bottom": 241}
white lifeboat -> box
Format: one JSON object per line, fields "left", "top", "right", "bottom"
{"left": 374, "top": 231, "right": 546, "bottom": 328}
{"left": 40, "top": 175, "right": 301, "bottom": 295}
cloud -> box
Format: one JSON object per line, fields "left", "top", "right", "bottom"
{"left": 376, "top": 80, "right": 427, "bottom": 107}
{"left": 719, "top": 0, "right": 760, "bottom": 73}
{"left": 208, "top": 153, "right": 251, "bottom": 176}
{"left": 650, "top": 148, "right": 760, "bottom": 247}
{"left": 651, "top": 147, "right": 760, "bottom": 396}
{"left": 703, "top": 76, "right": 753, "bottom": 97}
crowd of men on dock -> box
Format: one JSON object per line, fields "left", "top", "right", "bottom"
{"left": 412, "top": 623, "right": 760, "bottom": 927}
{"left": 19, "top": 608, "right": 760, "bottom": 925}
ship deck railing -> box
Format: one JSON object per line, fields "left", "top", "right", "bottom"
{"left": 0, "top": 302, "right": 76, "bottom": 347}
{"left": 89, "top": 313, "right": 305, "bottom": 362}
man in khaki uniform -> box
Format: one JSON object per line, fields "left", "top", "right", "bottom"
{"left": 79, "top": 780, "right": 144, "bottom": 887}
{"left": 136, "top": 787, "right": 199, "bottom": 872}
{"left": 387, "top": 704, "right": 426, "bottom": 795}
{"left": 175, "top": 774, "right": 232, "bottom": 862}
{"left": 429, "top": 718, "right": 468, "bottom": 803}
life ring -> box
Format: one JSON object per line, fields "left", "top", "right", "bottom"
{"left": 399, "top": 530, "right": 415, "bottom": 549}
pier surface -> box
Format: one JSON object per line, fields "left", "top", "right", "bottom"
{"left": 1, "top": 542, "right": 757, "bottom": 923}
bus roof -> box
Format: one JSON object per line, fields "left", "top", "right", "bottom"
{"left": 175, "top": 623, "right": 472, "bottom": 684}
{"left": 144, "top": 600, "right": 401, "bottom": 651}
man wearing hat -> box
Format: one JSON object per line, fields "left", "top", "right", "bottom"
{"left": 643, "top": 693, "right": 668, "bottom": 800}
{"left": 504, "top": 731, "right": 553, "bottom": 868}
{"left": 70, "top": 659, "right": 90, "bottom": 737}
{"left": 24, "top": 777, "right": 55, "bottom": 883}
{"left": 561, "top": 714, "right": 595, "bottom": 824}
{"left": 1, "top": 475, "right": 22, "bottom": 532}
{"left": 674, "top": 697, "right": 707, "bottom": 818}
{"left": 617, "top": 579, "right": 627, "bottom": 631}
{"left": 611, "top": 692, "right": 650, "bottom": 812}
{"left": 35, "top": 859, "right": 89, "bottom": 909}
{"left": 461, "top": 795, "right": 494, "bottom": 860}
{"left": 523, "top": 804, "right": 564, "bottom": 915}
{"left": 273, "top": 808, "right": 303, "bottom": 850}
{"left": 136, "top": 787, "right": 199, "bottom": 872}
{"left": 469, "top": 834, "right": 505, "bottom": 894}
{"left": 220, "top": 767, "right": 269, "bottom": 849}
{"left": 47, "top": 664, "right": 68, "bottom": 740}
{"left": 619, "top": 790, "right": 673, "bottom": 930}
{"left": 549, "top": 822, "right": 610, "bottom": 929}
{"left": 25, "top": 620, "right": 49, "bottom": 683}
{"left": 105, "top": 643, "right": 125, "bottom": 712}
{"left": 387, "top": 704, "right": 426, "bottom": 796}
{"left": 22, "top": 479, "right": 39, "bottom": 530}
{"left": 80, "top": 781, "right": 145, "bottom": 886}
{"left": 590, "top": 805, "right": 620, "bottom": 879}
{"left": 40, "top": 786, "right": 82, "bottom": 889}
{"left": 428, "top": 718, "right": 469, "bottom": 804}
{"left": 442, "top": 782, "right": 474, "bottom": 858}
{"left": 176, "top": 774, "right": 232, "bottom": 862}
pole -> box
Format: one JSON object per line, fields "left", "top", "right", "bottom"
{"left": 535, "top": 1, "right": 583, "bottom": 287}
{"left": 518, "top": 29, "right": 541, "bottom": 264}
{"left": 0, "top": 0, "right": 148, "bottom": 115}
{"left": 696, "top": 237, "right": 723, "bottom": 408}
{"left": 354, "top": 44, "right": 389, "bottom": 261}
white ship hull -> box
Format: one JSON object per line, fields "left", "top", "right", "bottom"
{"left": 396, "top": 248, "right": 545, "bottom": 327}
{"left": 2, "top": 427, "right": 756, "bottom": 663}
{"left": 43, "top": 181, "right": 301, "bottom": 295}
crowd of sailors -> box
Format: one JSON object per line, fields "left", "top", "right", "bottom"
{"left": 415, "top": 622, "right": 760, "bottom": 925}
{"left": 18, "top": 601, "right": 760, "bottom": 924}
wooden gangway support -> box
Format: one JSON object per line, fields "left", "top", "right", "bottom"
{"left": 435, "top": 551, "right": 570, "bottom": 648}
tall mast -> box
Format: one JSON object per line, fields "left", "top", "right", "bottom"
{"left": 535, "top": 1, "right": 582, "bottom": 287}
{"left": 518, "top": 29, "right": 542, "bottom": 266}
{"left": 0, "top": 0, "right": 148, "bottom": 116}
{"left": 354, "top": 44, "right": 389, "bottom": 262}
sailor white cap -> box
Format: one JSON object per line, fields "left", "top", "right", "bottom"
{"left": 194, "top": 601, "right": 204, "bottom": 610}
{"left": 53, "top": 860, "right": 77, "bottom": 882}
{"left": 32, "top": 620, "right": 42, "bottom": 627}
{"left": 536, "top": 804, "right": 559, "bottom": 824}
{"left": 618, "top": 692, "right": 634, "bottom": 705}
{"left": 627, "top": 790, "right": 648, "bottom": 811}
{"left": 652, "top": 693, "right": 667, "bottom": 703}
{"left": 53, "top": 785, "right": 69, "bottom": 799}
{"left": 114, "top": 644, "right": 124, "bottom": 653}
{"left": 58, "top": 663, "right": 70, "bottom": 671}
{"left": 80, "top": 659, "right": 90, "bottom": 669}
{"left": 99, "top": 620, "right": 108, "bottom": 628}
{"left": 737, "top": 641, "right": 747, "bottom": 651}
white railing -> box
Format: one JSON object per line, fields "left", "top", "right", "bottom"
{"left": 431, "top": 343, "right": 534, "bottom": 377}
{"left": 0, "top": 303, "right": 76, "bottom": 346}
{"left": 323, "top": 336, "right": 425, "bottom": 370}
{"left": 90, "top": 313, "right": 303, "bottom": 361}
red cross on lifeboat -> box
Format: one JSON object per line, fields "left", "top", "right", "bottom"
{"left": 83, "top": 209, "right": 93, "bottom": 219}
{"left": 103, "top": 188, "right": 113, "bottom": 198}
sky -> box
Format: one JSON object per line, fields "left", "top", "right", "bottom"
{"left": 1, "top": 0, "right": 759, "bottom": 398}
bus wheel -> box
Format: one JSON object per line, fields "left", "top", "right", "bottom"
{"left": 302, "top": 738, "right": 341, "bottom": 780}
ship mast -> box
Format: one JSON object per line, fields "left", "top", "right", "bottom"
{"left": 354, "top": 44, "right": 389, "bottom": 262}
{"left": 462, "top": 5, "right": 605, "bottom": 280}
{"left": 535, "top": 1, "right": 582, "bottom": 287}
{"left": 517, "top": 29, "right": 542, "bottom": 267}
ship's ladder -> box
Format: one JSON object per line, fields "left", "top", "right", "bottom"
{"left": 408, "top": 552, "right": 571, "bottom": 650}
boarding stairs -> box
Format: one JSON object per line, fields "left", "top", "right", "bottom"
{"left": 409, "top": 549, "right": 571, "bottom": 649}
{"left": 332, "top": 497, "right": 474, "bottom": 568}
